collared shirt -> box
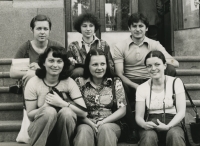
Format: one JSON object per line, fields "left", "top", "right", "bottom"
{"left": 67, "top": 35, "right": 115, "bottom": 73}
{"left": 75, "top": 77, "right": 127, "bottom": 123}
{"left": 114, "top": 36, "right": 169, "bottom": 80}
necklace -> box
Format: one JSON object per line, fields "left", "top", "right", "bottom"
{"left": 42, "top": 79, "right": 60, "bottom": 90}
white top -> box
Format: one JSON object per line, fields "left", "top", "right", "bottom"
{"left": 24, "top": 76, "right": 82, "bottom": 108}
{"left": 136, "top": 76, "right": 185, "bottom": 114}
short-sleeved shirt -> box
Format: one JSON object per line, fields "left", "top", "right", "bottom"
{"left": 113, "top": 36, "right": 171, "bottom": 80}
{"left": 15, "top": 40, "right": 63, "bottom": 63}
{"left": 136, "top": 76, "right": 185, "bottom": 114}
{"left": 75, "top": 77, "right": 127, "bottom": 123}
{"left": 24, "top": 76, "right": 82, "bottom": 108}
{"left": 67, "top": 36, "right": 114, "bottom": 72}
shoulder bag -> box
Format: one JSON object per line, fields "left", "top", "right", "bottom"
{"left": 173, "top": 78, "right": 200, "bottom": 146}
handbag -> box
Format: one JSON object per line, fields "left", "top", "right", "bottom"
{"left": 111, "top": 77, "right": 132, "bottom": 142}
{"left": 9, "top": 79, "right": 23, "bottom": 94}
{"left": 173, "top": 78, "right": 200, "bottom": 146}
{"left": 9, "top": 58, "right": 30, "bottom": 94}
{"left": 16, "top": 108, "right": 30, "bottom": 143}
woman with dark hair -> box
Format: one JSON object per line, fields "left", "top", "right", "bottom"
{"left": 11, "top": 14, "right": 63, "bottom": 85}
{"left": 73, "top": 49, "right": 127, "bottom": 146}
{"left": 135, "top": 50, "right": 186, "bottom": 146}
{"left": 67, "top": 13, "right": 114, "bottom": 79}
{"left": 25, "top": 46, "right": 87, "bottom": 146}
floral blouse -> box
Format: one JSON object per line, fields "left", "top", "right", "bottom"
{"left": 75, "top": 77, "right": 127, "bottom": 123}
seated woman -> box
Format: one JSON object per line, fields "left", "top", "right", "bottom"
{"left": 24, "top": 46, "right": 87, "bottom": 146}
{"left": 135, "top": 50, "right": 186, "bottom": 146}
{"left": 73, "top": 49, "right": 127, "bottom": 146}
{"left": 67, "top": 13, "right": 114, "bottom": 79}
{"left": 11, "top": 14, "right": 63, "bottom": 86}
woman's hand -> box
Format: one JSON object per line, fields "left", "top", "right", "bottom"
{"left": 96, "top": 120, "right": 105, "bottom": 128}
{"left": 45, "top": 91, "right": 64, "bottom": 107}
{"left": 143, "top": 121, "right": 158, "bottom": 130}
{"left": 155, "top": 119, "right": 170, "bottom": 131}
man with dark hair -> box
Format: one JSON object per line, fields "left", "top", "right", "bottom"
{"left": 113, "top": 12, "right": 179, "bottom": 137}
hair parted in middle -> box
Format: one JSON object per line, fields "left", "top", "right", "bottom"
{"left": 73, "top": 13, "right": 101, "bottom": 33}
{"left": 144, "top": 50, "right": 166, "bottom": 66}
{"left": 83, "top": 49, "right": 113, "bottom": 79}
{"left": 36, "top": 46, "right": 71, "bottom": 80}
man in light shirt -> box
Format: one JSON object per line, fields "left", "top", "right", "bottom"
{"left": 113, "top": 12, "right": 179, "bottom": 135}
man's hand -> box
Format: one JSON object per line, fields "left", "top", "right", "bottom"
{"left": 68, "top": 57, "right": 77, "bottom": 66}
{"left": 28, "top": 62, "right": 40, "bottom": 70}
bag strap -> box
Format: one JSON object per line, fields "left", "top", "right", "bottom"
{"left": 62, "top": 93, "right": 87, "bottom": 112}
{"left": 172, "top": 78, "right": 199, "bottom": 119}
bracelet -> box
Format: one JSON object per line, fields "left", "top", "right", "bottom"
{"left": 67, "top": 103, "right": 71, "bottom": 107}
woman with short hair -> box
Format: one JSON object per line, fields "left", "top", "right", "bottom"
{"left": 67, "top": 13, "right": 114, "bottom": 79}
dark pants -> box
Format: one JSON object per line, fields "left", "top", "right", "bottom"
{"left": 123, "top": 64, "right": 176, "bottom": 132}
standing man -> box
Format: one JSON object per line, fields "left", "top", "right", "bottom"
{"left": 113, "top": 13, "right": 179, "bottom": 135}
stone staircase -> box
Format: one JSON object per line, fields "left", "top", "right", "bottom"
{"left": 0, "top": 57, "right": 200, "bottom": 146}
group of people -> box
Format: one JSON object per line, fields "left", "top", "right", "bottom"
{"left": 13, "top": 12, "right": 186, "bottom": 146}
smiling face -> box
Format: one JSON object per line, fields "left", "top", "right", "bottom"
{"left": 81, "top": 21, "right": 95, "bottom": 39}
{"left": 43, "top": 51, "right": 64, "bottom": 77}
{"left": 89, "top": 55, "right": 107, "bottom": 80}
{"left": 146, "top": 57, "right": 166, "bottom": 79}
{"left": 32, "top": 21, "right": 50, "bottom": 42}
{"left": 129, "top": 20, "right": 148, "bottom": 41}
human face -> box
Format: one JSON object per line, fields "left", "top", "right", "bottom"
{"left": 43, "top": 51, "right": 64, "bottom": 77}
{"left": 89, "top": 55, "right": 107, "bottom": 80}
{"left": 81, "top": 21, "right": 95, "bottom": 39}
{"left": 146, "top": 57, "right": 166, "bottom": 79}
{"left": 129, "top": 21, "right": 148, "bottom": 41}
{"left": 32, "top": 21, "right": 50, "bottom": 42}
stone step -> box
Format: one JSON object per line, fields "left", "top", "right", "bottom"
{"left": 175, "top": 56, "right": 200, "bottom": 69}
{"left": 0, "top": 103, "right": 23, "bottom": 121}
{"left": 0, "top": 142, "right": 137, "bottom": 146}
{"left": 0, "top": 93, "right": 23, "bottom": 103}
{"left": 0, "top": 121, "right": 21, "bottom": 142}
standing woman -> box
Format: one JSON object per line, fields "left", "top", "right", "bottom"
{"left": 135, "top": 50, "right": 186, "bottom": 146}
{"left": 67, "top": 13, "right": 114, "bottom": 78}
{"left": 73, "top": 49, "right": 127, "bottom": 146}
{"left": 25, "top": 46, "right": 87, "bottom": 146}
{"left": 11, "top": 14, "right": 63, "bottom": 85}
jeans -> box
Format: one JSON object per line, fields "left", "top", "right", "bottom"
{"left": 74, "top": 123, "right": 121, "bottom": 146}
{"left": 28, "top": 106, "right": 77, "bottom": 146}
{"left": 138, "top": 114, "right": 186, "bottom": 146}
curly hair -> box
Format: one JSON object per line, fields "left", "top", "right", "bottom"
{"left": 128, "top": 13, "right": 149, "bottom": 28}
{"left": 30, "top": 14, "right": 52, "bottom": 30}
{"left": 73, "top": 13, "right": 101, "bottom": 33}
{"left": 36, "top": 46, "right": 71, "bottom": 80}
{"left": 83, "top": 49, "right": 113, "bottom": 79}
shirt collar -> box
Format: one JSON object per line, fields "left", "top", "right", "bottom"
{"left": 78, "top": 35, "right": 99, "bottom": 47}
{"left": 127, "top": 35, "right": 150, "bottom": 47}
{"left": 85, "top": 77, "right": 113, "bottom": 88}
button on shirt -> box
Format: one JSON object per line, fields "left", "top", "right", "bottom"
{"left": 75, "top": 77, "right": 127, "bottom": 123}
{"left": 114, "top": 36, "right": 170, "bottom": 80}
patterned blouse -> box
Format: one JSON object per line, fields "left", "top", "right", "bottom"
{"left": 67, "top": 36, "right": 114, "bottom": 72}
{"left": 75, "top": 77, "right": 127, "bottom": 123}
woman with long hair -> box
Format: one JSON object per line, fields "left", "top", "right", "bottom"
{"left": 73, "top": 49, "right": 127, "bottom": 146}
